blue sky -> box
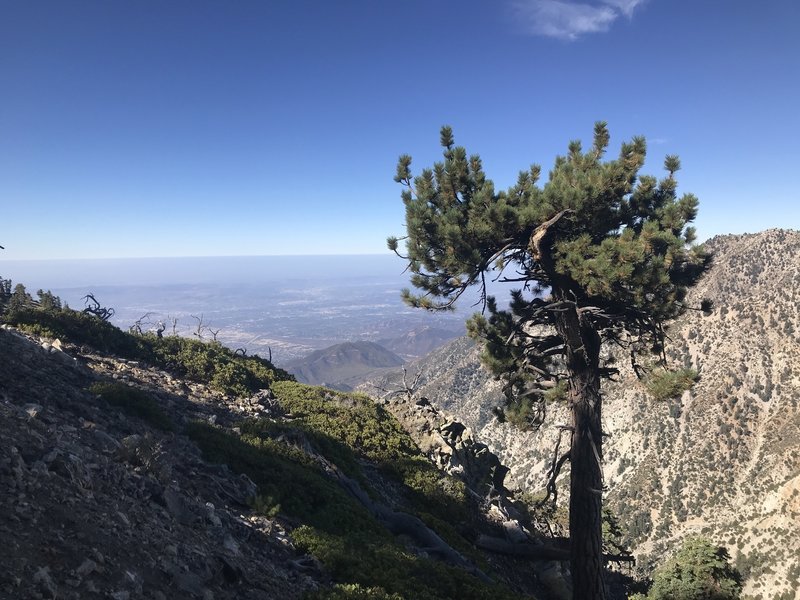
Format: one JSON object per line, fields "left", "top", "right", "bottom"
{"left": 1, "top": 0, "right": 798, "bottom": 260}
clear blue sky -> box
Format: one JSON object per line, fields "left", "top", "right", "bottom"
{"left": 2, "top": 0, "right": 798, "bottom": 260}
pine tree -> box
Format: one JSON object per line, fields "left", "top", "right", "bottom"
{"left": 388, "top": 122, "right": 710, "bottom": 599}
{"left": 645, "top": 537, "right": 742, "bottom": 599}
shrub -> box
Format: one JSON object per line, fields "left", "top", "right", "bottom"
{"left": 3, "top": 295, "right": 292, "bottom": 397}
{"left": 306, "top": 584, "right": 404, "bottom": 600}
{"left": 90, "top": 381, "right": 174, "bottom": 431}
{"left": 8, "top": 305, "right": 146, "bottom": 357}
{"left": 269, "top": 381, "right": 468, "bottom": 522}
{"left": 147, "top": 335, "right": 292, "bottom": 396}
{"left": 645, "top": 368, "right": 700, "bottom": 402}
{"left": 186, "top": 421, "right": 518, "bottom": 600}
{"left": 647, "top": 537, "right": 742, "bottom": 599}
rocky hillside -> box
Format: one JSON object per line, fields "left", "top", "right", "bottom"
{"left": 284, "top": 341, "right": 405, "bottom": 390}
{"left": 360, "top": 229, "right": 800, "bottom": 600}
{"left": 0, "top": 299, "right": 583, "bottom": 600}
{"left": 376, "top": 326, "right": 463, "bottom": 360}
{"left": 0, "top": 325, "right": 315, "bottom": 600}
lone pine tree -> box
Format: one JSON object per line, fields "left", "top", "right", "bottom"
{"left": 388, "top": 122, "right": 710, "bottom": 599}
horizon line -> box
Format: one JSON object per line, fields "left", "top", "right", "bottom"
{"left": 0, "top": 252, "right": 397, "bottom": 263}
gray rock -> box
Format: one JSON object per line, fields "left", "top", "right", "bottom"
{"left": 205, "top": 502, "right": 222, "bottom": 527}
{"left": 75, "top": 558, "right": 98, "bottom": 577}
{"left": 23, "top": 404, "right": 43, "bottom": 419}
{"left": 222, "top": 534, "right": 240, "bottom": 556}
{"left": 502, "top": 519, "right": 530, "bottom": 544}
{"left": 172, "top": 570, "right": 205, "bottom": 596}
{"left": 93, "top": 429, "right": 121, "bottom": 453}
{"left": 163, "top": 489, "right": 193, "bottom": 525}
{"left": 116, "top": 511, "right": 131, "bottom": 528}
{"left": 32, "top": 566, "right": 57, "bottom": 598}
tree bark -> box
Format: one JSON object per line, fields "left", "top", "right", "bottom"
{"left": 557, "top": 300, "right": 605, "bottom": 600}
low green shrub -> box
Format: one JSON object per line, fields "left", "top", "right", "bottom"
{"left": 3, "top": 295, "right": 292, "bottom": 397}
{"left": 10, "top": 306, "right": 146, "bottom": 357}
{"left": 147, "top": 335, "right": 291, "bottom": 396}
{"left": 305, "top": 583, "right": 404, "bottom": 600}
{"left": 186, "top": 419, "right": 521, "bottom": 600}
{"left": 646, "top": 536, "right": 742, "bottom": 599}
{"left": 89, "top": 381, "right": 174, "bottom": 431}
{"left": 294, "top": 526, "right": 519, "bottom": 600}
{"left": 645, "top": 368, "right": 699, "bottom": 402}
{"left": 270, "top": 381, "right": 468, "bottom": 522}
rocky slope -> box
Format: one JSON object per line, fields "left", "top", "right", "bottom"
{"left": 0, "top": 326, "right": 318, "bottom": 600}
{"left": 376, "top": 325, "right": 463, "bottom": 360}
{"left": 0, "top": 313, "right": 573, "bottom": 600}
{"left": 360, "top": 229, "right": 800, "bottom": 600}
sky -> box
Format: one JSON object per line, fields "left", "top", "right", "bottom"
{"left": 1, "top": 0, "right": 799, "bottom": 260}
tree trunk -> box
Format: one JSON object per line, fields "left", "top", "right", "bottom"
{"left": 558, "top": 302, "right": 605, "bottom": 600}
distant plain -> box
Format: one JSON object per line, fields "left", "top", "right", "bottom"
{"left": 0, "top": 254, "right": 512, "bottom": 364}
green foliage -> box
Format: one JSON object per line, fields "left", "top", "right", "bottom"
{"left": 645, "top": 368, "right": 699, "bottom": 402}
{"left": 2, "top": 290, "right": 291, "bottom": 397}
{"left": 187, "top": 419, "right": 521, "bottom": 600}
{"left": 147, "top": 335, "right": 291, "bottom": 396}
{"left": 295, "top": 526, "right": 519, "bottom": 600}
{"left": 391, "top": 123, "right": 710, "bottom": 594}
{"left": 8, "top": 304, "right": 147, "bottom": 356}
{"left": 187, "top": 421, "right": 379, "bottom": 531}
{"left": 269, "top": 381, "right": 468, "bottom": 522}
{"left": 89, "top": 381, "right": 174, "bottom": 431}
{"left": 306, "top": 583, "right": 404, "bottom": 600}
{"left": 391, "top": 122, "right": 710, "bottom": 418}
{"left": 270, "top": 381, "right": 419, "bottom": 462}
{"left": 646, "top": 537, "right": 742, "bottom": 600}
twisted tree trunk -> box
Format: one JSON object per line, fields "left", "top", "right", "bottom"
{"left": 557, "top": 297, "right": 605, "bottom": 600}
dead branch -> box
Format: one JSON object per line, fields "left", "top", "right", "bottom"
{"left": 371, "top": 367, "right": 424, "bottom": 403}
{"left": 537, "top": 425, "right": 573, "bottom": 510}
{"left": 191, "top": 314, "right": 207, "bottom": 340}
{"left": 82, "top": 294, "right": 115, "bottom": 321}
{"left": 129, "top": 312, "right": 153, "bottom": 335}
{"left": 529, "top": 209, "right": 573, "bottom": 266}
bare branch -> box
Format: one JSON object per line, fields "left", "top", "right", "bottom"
{"left": 82, "top": 293, "right": 115, "bottom": 321}
{"left": 536, "top": 425, "right": 573, "bottom": 510}
{"left": 129, "top": 312, "right": 153, "bottom": 335}
{"left": 191, "top": 314, "right": 207, "bottom": 340}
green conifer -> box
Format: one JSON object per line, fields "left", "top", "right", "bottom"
{"left": 389, "top": 122, "right": 710, "bottom": 599}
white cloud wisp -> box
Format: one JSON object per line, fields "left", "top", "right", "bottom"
{"left": 513, "top": 0, "right": 646, "bottom": 40}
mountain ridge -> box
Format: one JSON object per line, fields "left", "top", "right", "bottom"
{"left": 284, "top": 340, "right": 405, "bottom": 390}
{"left": 359, "top": 228, "right": 800, "bottom": 599}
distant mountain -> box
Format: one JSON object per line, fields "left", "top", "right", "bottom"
{"left": 360, "top": 229, "right": 800, "bottom": 599}
{"left": 376, "top": 325, "right": 464, "bottom": 359}
{"left": 285, "top": 341, "right": 405, "bottom": 390}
